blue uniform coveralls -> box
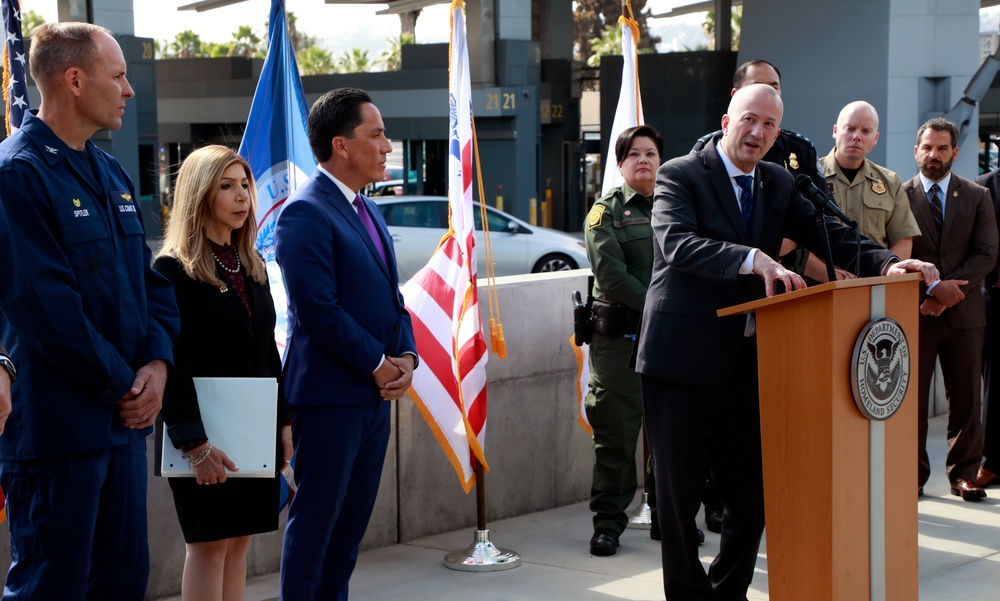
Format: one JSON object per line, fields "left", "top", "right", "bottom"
{"left": 0, "top": 112, "right": 180, "bottom": 600}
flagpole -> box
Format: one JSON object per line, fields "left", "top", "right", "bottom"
{"left": 627, "top": 424, "right": 653, "bottom": 528}
{"left": 443, "top": 460, "right": 521, "bottom": 571}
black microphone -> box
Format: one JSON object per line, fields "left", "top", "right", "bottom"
{"left": 793, "top": 174, "right": 858, "bottom": 229}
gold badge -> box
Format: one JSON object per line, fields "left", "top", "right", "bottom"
{"left": 788, "top": 153, "right": 800, "bottom": 170}
{"left": 72, "top": 198, "right": 81, "bottom": 207}
{"left": 120, "top": 193, "right": 132, "bottom": 202}
{"left": 587, "top": 205, "right": 605, "bottom": 231}
{"left": 871, "top": 179, "right": 887, "bottom": 195}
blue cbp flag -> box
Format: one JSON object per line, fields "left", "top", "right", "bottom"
{"left": 2, "top": 0, "right": 28, "bottom": 135}
{"left": 237, "top": 0, "right": 315, "bottom": 511}
{"left": 238, "top": 0, "right": 315, "bottom": 356}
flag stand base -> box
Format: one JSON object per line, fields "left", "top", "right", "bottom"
{"left": 443, "top": 530, "right": 521, "bottom": 572}
{"left": 626, "top": 491, "right": 652, "bottom": 530}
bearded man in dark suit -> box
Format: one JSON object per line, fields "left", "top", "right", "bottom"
{"left": 904, "top": 118, "right": 998, "bottom": 502}
{"left": 635, "top": 84, "right": 938, "bottom": 601}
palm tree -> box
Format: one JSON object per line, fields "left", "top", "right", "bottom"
{"left": 586, "top": 23, "right": 654, "bottom": 68}
{"left": 586, "top": 23, "right": 621, "bottom": 68}
{"left": 229, "top": 25, "right": 263, "bottom": 59}
{"left": 170, "top": 30, "right": 204, "bottom": 59}
{"left": 298, "top": 46, "right": 336, "bottom": 75}
{"left": 336, "top": 48, "right": 372, "bottom": 73}
{"left": 378, "top": 33, "right": 414, "bottom": 72}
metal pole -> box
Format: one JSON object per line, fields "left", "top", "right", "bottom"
{"left": 443, "top": 459, "right": 522, "bottom": 571}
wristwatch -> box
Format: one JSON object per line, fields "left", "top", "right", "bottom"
{"left": 0, "top": 355, "right": 15, "bottom": 382}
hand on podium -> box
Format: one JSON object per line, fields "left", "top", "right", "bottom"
{"left": 752, "top": 251, "right": 806, "bottom": 297}
{"left": 885, "top": 258, "right": 939, "bottom": 285}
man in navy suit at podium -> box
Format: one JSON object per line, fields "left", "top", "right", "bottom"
{"left": 635, "top": 84, "right": 938, "bottom": 601}
{"left": 276, "top": 87, "right": 417, "bottom": 601}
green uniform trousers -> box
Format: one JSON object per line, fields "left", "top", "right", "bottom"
{"left": 585, "top": 331, "right": 653, "bottom": 533}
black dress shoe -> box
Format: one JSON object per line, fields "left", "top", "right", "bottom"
{"left": 951, "top": 479, "right": 987, "bottom": 501}
{"left": 590, "top": 528, "right": 620, "bottom": 556}
{"left": 704, "top": 503, "right": 723, "bottom": 534}
{"left": 696, "top": 528, "right": 705, "bottom": 544}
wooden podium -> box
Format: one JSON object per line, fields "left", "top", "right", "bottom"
{"left": 719, "top": 273, "right": 920, "bottom": 601}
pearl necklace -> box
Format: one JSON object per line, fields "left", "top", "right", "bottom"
{"left": 212, "top": 247, "right": 241, "bottom": 274}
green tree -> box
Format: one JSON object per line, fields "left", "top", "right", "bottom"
{"left": 586, "top": 23, "right": 656, "bottom": 68}
{"left": 574, "top": 0, "right": 660, "bottom": 62}
{"left": 169, "top": 30, "right": 204, "bottom": 59}
{"left": 298, "top": 46, "right": 335, "bottom": 75}
{"left": 204, "top": 41, "right": 234, "bottom": 58}
{"left": 335, "top": 47, "right": 372, "bottom": 73}
{"left": 22, "top": 9, "right": 44, "bottom": 37}
{"left": 702, "top": 6, "right": 742, "bottom": 51}
{"left": 378, "top": 32, "right": 414, "bottom": 72}
{"left": 229, "top": 25, "right": 263, "bottom": 59}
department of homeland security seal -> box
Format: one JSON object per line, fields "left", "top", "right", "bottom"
{"left": 851, "top": 318, "right": 910, "bottom": 421}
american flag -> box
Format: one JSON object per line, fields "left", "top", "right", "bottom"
{"left": 2, "top": 0, "right": 27, "bottom": 135}
{"left": 401, "top": 0, "right": 489, "bottom": 493}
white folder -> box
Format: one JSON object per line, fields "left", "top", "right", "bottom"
{"left": 161, "top": 377, "right": 279, "bottom": 478}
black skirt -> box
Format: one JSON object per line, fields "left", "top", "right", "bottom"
{"left": 169, "top": 470, "right": 281, "bottom": 543}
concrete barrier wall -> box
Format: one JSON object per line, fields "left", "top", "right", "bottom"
{"left": 0, "top": 268, "right": 954, "bottom": 598}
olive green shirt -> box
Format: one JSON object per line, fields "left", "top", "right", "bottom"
{"left": 584, "top": 182, "right": 654, "bottom": 312}
{"left": 821, "top": 148, "right": 921, "bottom": 248}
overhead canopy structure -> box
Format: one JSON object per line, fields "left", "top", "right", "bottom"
{"left": 179, "top": 0, "right": 449, "bottom": 14}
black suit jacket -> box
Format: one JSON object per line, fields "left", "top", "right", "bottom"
{"left": 153, "top": 255, "right": 292, "bottom": 448}
{"left": 636, "top": 142, "right": 896, "bottom": 386}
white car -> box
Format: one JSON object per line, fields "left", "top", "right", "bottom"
{"left": 374, "top": 196, "right": 590, "bottom": 282}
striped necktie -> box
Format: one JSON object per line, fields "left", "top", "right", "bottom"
{"left": 927, "top": 183, "right": 944, "bottom": 235}
{"left": 735, "top": 175, "right": 754, "bottom": 229}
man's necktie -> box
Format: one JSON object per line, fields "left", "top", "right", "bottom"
{"left": 353, "top": 194, "right": 387, "bottom": 266}
{"left": 735, "top": 175, "right": 754, "bottom": 229}
{"left": 927, "top": 183, "right": 944, "bottom": 235}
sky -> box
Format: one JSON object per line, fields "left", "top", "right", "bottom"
{"left": 24, "top": 1, "right": 707, "bottom": 55}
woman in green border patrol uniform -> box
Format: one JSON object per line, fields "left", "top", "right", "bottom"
{"left": 584, "top": 125, "right": 662, "bottom": 556}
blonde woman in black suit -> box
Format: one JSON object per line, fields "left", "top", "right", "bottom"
{"left": 155, "top": 145, "right": 293, "bottom": 601}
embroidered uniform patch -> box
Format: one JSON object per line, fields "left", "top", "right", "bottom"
{"left": 587, "top": 205, "right": 606, "bottom": 230}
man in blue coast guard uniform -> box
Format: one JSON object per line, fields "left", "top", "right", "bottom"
{"left": 0, "top": 23, "right": 180, "bottom": 600}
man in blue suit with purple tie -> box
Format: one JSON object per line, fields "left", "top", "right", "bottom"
{"left": 276, "top": 87, "right": 417, "bottom": 600}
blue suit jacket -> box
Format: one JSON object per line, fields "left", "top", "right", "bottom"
{"left": 0, "top": 112, "right": 180, "bottom": 460}
{"left": 275, "top": 169, "right": 415, "bottom": 407}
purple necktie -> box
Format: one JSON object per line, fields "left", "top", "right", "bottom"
{"left": 353, "top": 194, "right": 387, "bottom": 267}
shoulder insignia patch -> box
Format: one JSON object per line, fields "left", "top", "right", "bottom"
{"left": 587, "top": 204, "right": 606, "bottom": 230}
{"left": 871, "top": 178, "right": 887, "bottom": 195}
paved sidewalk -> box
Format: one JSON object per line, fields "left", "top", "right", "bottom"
{"left": 158, "top": 414, "right": 1000, "bottom": 600}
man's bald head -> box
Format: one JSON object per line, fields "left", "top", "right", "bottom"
{"left": 836, "top": 101, "right": 879, "bottom": 131}
{"left": 833, "top": 101, "right": 880, "bottom": 169}
{"left": 720, "top": 84, "right": 783, "bottom": 173}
